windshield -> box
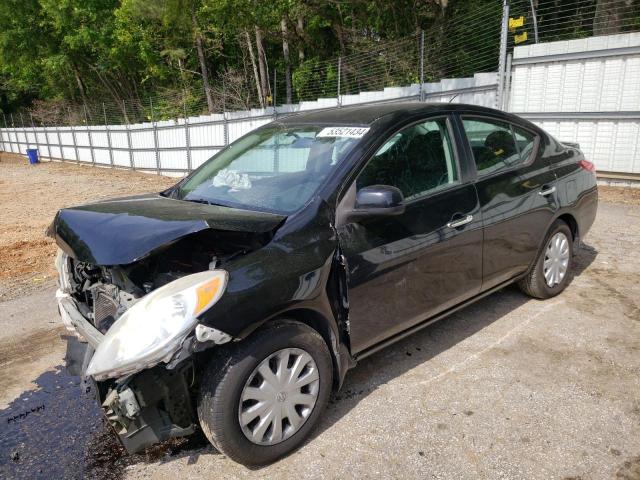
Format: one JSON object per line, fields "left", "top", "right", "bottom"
{"left": 175, "top": 124, "right": 368, "bottom": 213}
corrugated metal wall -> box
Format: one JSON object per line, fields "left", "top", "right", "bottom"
{"left": 509, "top": 32, "right": 640, "bottom": 175}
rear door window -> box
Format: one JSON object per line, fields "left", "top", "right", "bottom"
{"left": 462, "top": 118, "right": 538, "bottom": 176}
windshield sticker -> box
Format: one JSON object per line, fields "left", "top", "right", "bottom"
{"left": 317, "top": 127, "right": 370, "bottom": 138}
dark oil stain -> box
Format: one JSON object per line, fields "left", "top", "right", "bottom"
{"left": 436, "top": 423, "right": 447, "bottom": 430}
{"left": 463, "top": 410, "right": 474, "bottom": 416}
{"left": 6, "top": 404, "right": 45, "bottom": 424}
{"left": 610, "top": 448, "right": 622, "bottom": 457}
{"left": 0, "top": 341, "right": 211, "bottom": 479}
{"left": 0, "top": 364, "right": 110, "bottom": 479}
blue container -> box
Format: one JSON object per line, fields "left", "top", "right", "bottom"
{"left": 26, "top": 148, "right": 39, "bottom": 165}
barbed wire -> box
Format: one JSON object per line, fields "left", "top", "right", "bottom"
{"left": 507, "top": 0, "right": 639, "bottom": 48}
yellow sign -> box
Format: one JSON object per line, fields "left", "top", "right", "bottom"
{"left": 509, "top": 16, "right": 525, "bottom": 31}
{"left": 514, "top": 31, "right": 528, "bottom": 44}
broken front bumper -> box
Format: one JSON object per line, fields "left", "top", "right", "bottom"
{"left": 60, "top": 298, "right": 198, "bottom": 454}
{"left": 100, "top": 363, "right": 197, "bottom": 453}
{"left": 57, "top": 290, "right": 104, "bottom": 348}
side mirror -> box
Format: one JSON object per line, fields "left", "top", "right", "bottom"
{"left": 347, "top": 185, "right": 405, "bottom": 221}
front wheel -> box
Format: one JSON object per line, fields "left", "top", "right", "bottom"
{"left": 518, "top": 219, "right": 574, "bottom": 299}
{"left": 197, "top": 321, "right": 333, "bottom": 466}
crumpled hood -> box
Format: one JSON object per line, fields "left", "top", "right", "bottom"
{"left": 50, "top": 194, "right": 286, "bottom": 265}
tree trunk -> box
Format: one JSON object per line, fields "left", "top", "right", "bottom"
{"left": 281, "top": 17, "right": 292, "bottom": 104}
{"left": 296, "top": 15, "right": 305, "bottom": 62}
{"left": 192, "top": 3, "right": 214, "bottom": 113}
{"left": 335, "top": 23, "right": 346, "bottom": 53}
{"left": 244, "top": 30, "right": 264, "bottom": 107}
{"left": 255, "top": 26, "right": 271, "bottom": 104}
{"left": 84, "top": 61, "right": 128, "bottom": 120}
{"left": 72, "top": 64, "right": 88, "bottom": 108}
{"left": 594, "top": 0, "right": 631, "bottom": 36}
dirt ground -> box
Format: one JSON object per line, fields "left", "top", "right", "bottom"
{"left": 597, "top": 185, "right": 640, "bottom": 205}
{"left": 0, "top": 153, "right": 175, "bottom": 301}
{"left": 1, "top": 152, "right": 640, "bottom": 479}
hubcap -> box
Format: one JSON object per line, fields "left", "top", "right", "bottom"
{"left": 238, "top": 348, "right": 320, "bottom": 445}
{"left": 543, "top": 232, "right": 570, "bottom": 287}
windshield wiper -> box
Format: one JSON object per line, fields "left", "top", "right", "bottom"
{"left": 183, "top": 197, "right": 227, "bottom": 207}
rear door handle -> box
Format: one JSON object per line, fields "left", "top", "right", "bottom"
{"left": 447, "top": 214, "right": 473, "bottom": 229}
{"left": 539, "top": 186, "right": 556, "bottom": 196}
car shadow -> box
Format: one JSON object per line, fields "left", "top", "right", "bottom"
{"left": 0, "top": 244, "right": 598, "bottom": 476}
{"left": 294, "top": 241, "right": 599, "bottom": 462}
{"left": 572, "top": 241, "right": 597, "bottom": 276}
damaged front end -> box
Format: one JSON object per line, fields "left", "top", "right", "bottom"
{"left": 56, "top": 247, "right": 231, "bottom": 453}
{"left": 99, "top": 364, "right": 196, "bottom": 453}
{"left": 51, "top": 195, "right": 286, "bottom": 453}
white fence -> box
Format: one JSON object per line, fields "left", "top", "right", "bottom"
{"left": 0, "top": 32, "right": 639, "bottom": 177}
{"left": 509, "top": 32, "right": 640, "bottom": 176}
{"left": 0, "top": 74, "right": 498, "bottom": 174}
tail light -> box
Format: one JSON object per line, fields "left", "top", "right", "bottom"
{"left": 578, "top": 159, "right": 596, "bottom": 174}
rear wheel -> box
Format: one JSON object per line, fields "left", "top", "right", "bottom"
{"left": 197, "top": 321, "right": 332, "bottom": 466}
{"left": 518, "top": 220, "right": 573, "bottom": 299}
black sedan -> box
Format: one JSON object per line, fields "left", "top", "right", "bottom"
{"left": 50, "top": 103, "right": 598, "bottom": 465}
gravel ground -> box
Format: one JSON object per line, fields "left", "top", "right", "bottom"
{"left": 0, "top": 153, "right": 639, "bottom": 479}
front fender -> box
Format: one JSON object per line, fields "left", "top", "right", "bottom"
{"left": 200, "top": 201, "right": 341, "bottom": 340}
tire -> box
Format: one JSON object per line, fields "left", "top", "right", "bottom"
{"left": 197, "top": 320, "right": 333, "bottom": 466}
{"left": 518, "top": 219, "right": 573, "bottom": 299}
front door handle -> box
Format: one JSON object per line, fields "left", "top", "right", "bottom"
{"left": 539, "top": 186, "right": 556, "bottom": 196}
{"left": 447, "top": 214, "right": 473, "bottom": 229}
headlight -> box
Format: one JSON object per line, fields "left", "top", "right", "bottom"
{"left": 87, "top": 270, "right": 228, "bottom": 380}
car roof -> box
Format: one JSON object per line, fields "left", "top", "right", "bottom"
{"left": 277, "top": 102, "right": 511, "bottom": 126}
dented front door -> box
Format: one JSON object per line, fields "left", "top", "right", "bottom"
{"left": 338, "top": 183, "right": 483, "bottom": 354}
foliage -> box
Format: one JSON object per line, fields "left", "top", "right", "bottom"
{"left": 0, "top": 0, "right": 637, "bottom": 121}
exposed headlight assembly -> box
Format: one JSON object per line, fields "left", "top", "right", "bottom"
{"left": 87, "top": 270, "right": 228, "bottom": 381}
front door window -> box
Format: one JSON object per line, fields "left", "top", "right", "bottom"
{"left": 357, "top": 118, "right": 458, "bottom": 201}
